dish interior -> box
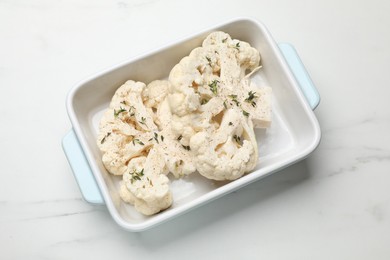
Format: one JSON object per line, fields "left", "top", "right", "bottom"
{"left": 68, "top": 19, "right": 319, "bottom": 228}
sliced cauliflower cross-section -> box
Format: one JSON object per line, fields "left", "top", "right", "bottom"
{"left": 190, "top": 108, "right": 258, "bottom": 180}
{"left": 120, "top": 151, "right": 172, "bottom": 215}
{"left": 97, "top": 31, "right": 271, "bottom": 215}
{"left": 98, "top": 79, "right": 196, "bottom": 215}
{"left": 168, "top": 31, "right": 271, "bottom": 180}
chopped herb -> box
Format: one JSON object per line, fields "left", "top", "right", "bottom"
{"left": 228, "top": 94, "right": 240, "bottom": 106}
{"left": 182, "top": 145, "right": 191, "bottom": 151}
{"left": 208, "top": 80, "right": 219, "bottom": 95}
{"left": 245, "top": 91, "right": 257, "bottom": 101}
{"left": 242, "top": 110, "right": 250, "bottom": 117}
{"left": 233, "top": 134, "right": 241, "bottom": 143}
{"left": 120, "top": 100, "right": 127, "bottom": 105}
{"left": 223, "top": 100, "right": 228, "bottom": 109}
{"left": 130, "top": 168, "right": 144, "bottom": 184}
{"left": 154, "top": 132, "right": 159, "bottom": 144}
{"left": 201, "top": 99, "right": 209, "bottom": 105}
{"left": 114, "top": 107, "right": 126, "bottom": 117}
{"left": 128, "top": 106, "right": 135, "bottom": 116}
{"left": 234, "top": 42, "right": 240, "bottom": 50}
{"left": 148, "top": 137, "right": 153, "bottom": 141}
{"left": 100, "top": 132, "right": 111, "bottom": 144}
{"left": 222, "top": 38, "right": 228, "bottom": 43}
{"left": 161, "top": 135, "right": 164, "bottom": 142}
{"left": 177, "top": 135, "right": 183, "bottom": 141}
{"left": 132, "top": 138, "right": 144, "bottom": 146}
{"left": 206, "top": 56, "right": 212, "bottom": 66}
{"left": 139, "top": 117, "right": 146, "bottom": 125}
{"left": 245, "top": 91, "right": 258, "bottom": 107}
{"left": 229, "top": 122, "right": 233, "bottom": 126}
{"left": 147, "top": 177, "right": 153, "bottom": 186}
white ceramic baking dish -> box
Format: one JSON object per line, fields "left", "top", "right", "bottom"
{"left": 63, "top": 17, "right": 321, "bottom": 232}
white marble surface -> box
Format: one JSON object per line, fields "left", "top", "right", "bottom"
{"left": 1, "top": 0, "right": 390, "bottom": 259}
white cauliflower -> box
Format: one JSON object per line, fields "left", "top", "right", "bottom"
{"left": 167, "top": 31, "right": 271, "bottom": 180}
{"left": 98, "top": 79, "right": 196, "bottom": 215}
{"left": 190, "top": 108, "right": 258, "bottom": 180}
{"left": 97, "top": 31, "right": 271, "bottom": 215}
{"left": 122, "top": 152, "right": 172, "bottom": 215}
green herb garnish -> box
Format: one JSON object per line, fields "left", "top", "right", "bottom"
{"left": 130, "top": 168, "right": 144, "bottom": 184}
{"left": 132, "top": 138, "right": 144, "bottom": 146}
{"left": 139, "top": 117, "right": 146, "bottom": 125}
{"left": 245, "top": 91, "right": 258, "bottom": 107}
{"left": 154, "top": 132, "right": 159, "bottom": 144}
{"left": 114, "top": 107, "right": 126, "bottom": 117}
{"left": 223, "top": 100, "right": 228, "bottom": 109}
{"left": 177, "top": 135, "right": 183, "bottom": 141}
{"left": 201, "top": 99, "right": 209, "bottom": 105}
{"left": 129, "top": 106, "right": 135, "bottom": 116}
{"left": 182, "top": 145, "right": 191, "bottom": 151}
{"left": 161, "top": 135, "right": 164, "bottom": 142}
{"left": 222, "top": 38, "right": 228, "bottom": 43}
{"left": 206, "top": 56, "right": 212, "bottom": 66}
{"left": 228, "top": 94, "right": 240, "bottom": 106}
{"left": 100, "top": 132, "right": 111, "bottom": 144}
{"left": 233, "top": 135, "right": 241, "bottom": 143}
{"left": 234, "top": 42, "right": 240, "bottom": 50}
{"left": 242, "top": 110, "right": 250, "bottom": 117}
{"left": 208, "top": 80, "right": 219, "bottom": 95}
{"left": 229, "top": 122, "right": 233, "bottom": 126}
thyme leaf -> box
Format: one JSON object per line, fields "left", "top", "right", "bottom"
{"left": 182, "top": 145, "right": 191, "bottom": 151}
{"left": 154, "top": 132, "right": 159, "bottom": 144}
{"left": 139, "top": 117, "right": 146, "bottom": 125}
{"left": 201, "top": 99, "right": 209, "bottom": 105}
{"left": 208, "top": 80, "right": 219, "bottom": 95}
{"left": 100, "top": 132, "right": 111, "bottom": 144}
{"left": 114, "top": 107, "right": 126, "bottom": 117}
{"left": 206, "top": 56, "right": 212, "bottom": 66}
{"left": 129, "top": 106, "right": 135, "bottom": 116}
{"left": 228, "top": 94, "right": 240, "bottom": 106}
{"left": 132, "top": 138, "right": 144, "bottom": 146}
{"left": 130, "top": 168, "right": 144, "bottom": 184}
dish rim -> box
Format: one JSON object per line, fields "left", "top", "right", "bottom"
{"left": 66, "top": 17, "right": 321, "bottom": 231}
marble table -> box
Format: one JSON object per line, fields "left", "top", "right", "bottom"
{"left": 1, "top": 0, "right": 389, "bottom": 259}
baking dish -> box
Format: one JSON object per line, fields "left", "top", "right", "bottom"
{"left": 63, "top": 17, "right": 321, "bottom": 231}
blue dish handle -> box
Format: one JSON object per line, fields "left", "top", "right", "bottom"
{"left": 278, "top": 43, "right": 320, "bottom": 109}
{"left": 62, "top": 130, "right": 105, "bottom": 204}
{"left": 62, "top": 43, "right": 320, "bottom": 205}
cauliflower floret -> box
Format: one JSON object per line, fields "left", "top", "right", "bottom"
{"left": 190, "top": 108, "right": 258, "bottom": 180}
{"left": 143, "top": 80, "right": 169, "bottom": 109}
{"left": 98, "top": 31, "right": 271, "bottom": 215}
{"left": 166, "top": 31, "right": 270, "bottom": 180}
{"left": 98, "top": 79, "right": 196, "bottom": 215}
{"left": 97, "top": 80, "right": 158, "bottom": 175}
{"left": 121, "top": 154, "right": 172, "bottom": 215}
